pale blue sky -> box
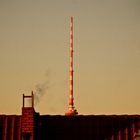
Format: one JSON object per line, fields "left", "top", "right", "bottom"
{"left": 0, "top": 0, "right": 140, "bottom": 115}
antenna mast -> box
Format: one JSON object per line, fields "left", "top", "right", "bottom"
{"left": 65, "top": 16, "right": 78, "bottom": 116}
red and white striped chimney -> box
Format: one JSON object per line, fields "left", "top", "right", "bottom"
{"left": 65, "top": 16, "right": 78, "bottom": 116}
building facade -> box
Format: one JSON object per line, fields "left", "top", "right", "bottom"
{"left": 0, "top": 94, "right": 140, "bottom": 140}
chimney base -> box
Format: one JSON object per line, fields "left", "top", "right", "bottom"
{"left": 65, "top": 109, "right": 78, "bottom": 116}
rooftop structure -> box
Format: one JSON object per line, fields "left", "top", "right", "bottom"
{"left": 0, "top": 92, "right": 140, "bottom": 140}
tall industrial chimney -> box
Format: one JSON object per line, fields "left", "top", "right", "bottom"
{"left": 65, "top": 16, "right": 78, "bottom": 116}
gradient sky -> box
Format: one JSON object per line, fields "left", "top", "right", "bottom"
{"left": 0, "top": 0, "right": 140, "bottom": 115}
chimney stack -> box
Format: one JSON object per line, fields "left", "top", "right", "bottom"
{"left": 65, "top": 16, "right": 78, "bottom": 116}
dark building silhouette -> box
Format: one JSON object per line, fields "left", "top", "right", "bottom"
{"left": 0, "top": 93, "right": 140, "bottom": 140}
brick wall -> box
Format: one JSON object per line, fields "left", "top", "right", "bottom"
{"left": 0, "top": 113, "right": 140, "bottom": 140}
{"left": 21, "top": 107, "right": 35, "bottom": 140}
{"left": 0, "top": 115, "right": 21, "bottom": 140}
